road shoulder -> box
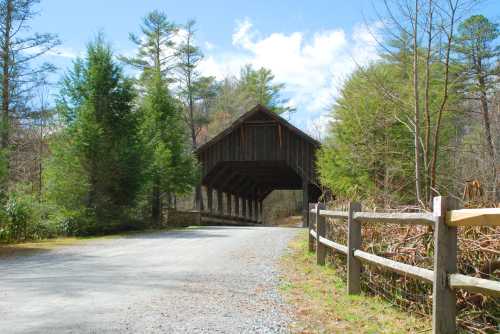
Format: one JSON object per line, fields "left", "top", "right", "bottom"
{"left": 279, "top": 230, "right": 431, "bottom": 333}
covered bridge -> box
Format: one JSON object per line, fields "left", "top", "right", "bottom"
{"left": 196, "top": 104, "right": 322, "bottom": 225}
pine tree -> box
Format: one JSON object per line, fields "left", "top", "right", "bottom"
{"left": 124, "top": 11, "right": 196, "bottom": 224}
{"left": 175, "top": 20, "right": 217, "bottom": 209}
{"left": 239, "top": 65, "right": 294, "bottom": 114}
{"left": 48, "top": 35, "right": 142, "bottom": 233}
{"left": 141, "top": 70, "right": 196, "bottom": 224}
{"left": 120, "top": 10, "right": 177, "bottom": 80}
{"left": 456, "top": 15, "right": 499, "bottom": 203}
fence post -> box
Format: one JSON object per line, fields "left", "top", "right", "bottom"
{"left": 347, "top": 202, "right": 362, "bottom": 295}
{"left": 432, "top": 196, "right": 457, "bottom": 334}
{"left": 308, "top": 203, "right": 315, "bottom": 252}
{"left": 316, "top": 203, "right": 326, "bottom": 265}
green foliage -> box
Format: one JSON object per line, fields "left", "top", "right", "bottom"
{"left": 317, "top": 52, "right": 463, "bottom": 206}
{"left": 208, "top": 65, "right": 291, "bottom": 136}
{"left": 239, "top": 64, "right": 294, "bottom": 114}
{"left": 46, "top": 34, "right": 143, "bottom": 234}
{"left": 139, "top": 69, "right": 197, "bottom": 219}
{"left": 0, "top": 186, "right": 61, "bottom": 242}
{"left": 317, "top": 64, "right": 414, "bottom": 205}
{"left": 455, "top": 15, "right": 499, "bottom": 76}
{"left": 120, "top": 10, "right": 177, "bottom": 79}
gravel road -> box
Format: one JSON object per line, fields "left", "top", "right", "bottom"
{"left": 0, "top": 226, "right": 299, "bottom": 334}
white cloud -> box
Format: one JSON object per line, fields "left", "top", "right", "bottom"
{"left": 199, "top": 19, "right": 381, "bottom": 138}
{"left": 232, "top": 18, "right": 255, "bottom": 49}
{"left": 306, "top": 114, "right": 334, "bottom": 141}
{"left": 204, "top": 41, "right": 215, "bottom": 50}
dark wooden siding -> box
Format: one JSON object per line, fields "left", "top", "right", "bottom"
{"left": 196, "top": 105, "right": 321, "bottom": 202}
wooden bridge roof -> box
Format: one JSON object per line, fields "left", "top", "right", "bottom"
{"left": 196, "top": 104, "right": 322, "bottom": 202}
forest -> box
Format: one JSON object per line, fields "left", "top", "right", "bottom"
{"left": 0, "top": 0, "right": 497, "bottom": 245}
{"left": 318, "top": 1, "right": 499, "bottom": 210}
{"left": 0, "top": 1, "right": 292, "bottom": 241}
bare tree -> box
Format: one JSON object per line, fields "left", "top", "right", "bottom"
{"left": 0, "top": 0, "right": 59, "bottom": 198}
{"left": 175, "top": 20, "right": 217, "bottom": 210}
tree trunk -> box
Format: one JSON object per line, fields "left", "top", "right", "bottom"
{"left": 151, "top": 180, "right": 161, "bottom": 226}
{"left": 0, "top": 0, "right": 12, "bottom": 198}
{"left": 423, "top": 0, "right": 433, "bottom": 205}
{"left": 478, "top": 79, "right": 498, "bottom": 203}
{"left": 412, "top": 0, "right": 422, "bottom": 206}
{"left": 429, "top": 1, "right": 456, "bottom": 202}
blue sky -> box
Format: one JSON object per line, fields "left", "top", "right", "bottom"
{"left": 30, "top": 0, "right": 499, "bottom": 137}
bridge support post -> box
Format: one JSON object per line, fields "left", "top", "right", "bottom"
{"left": 207, "top": 187, "right": 213, "bottom": 214}
{"left": 234, "top": 195, "right": 240, "bottom": 218}
{"left": 217, "top": 190, "right": 223, "bottom": 215}
{"left": 259, "top": 201, "right": 263, "bottom": 224}
{"left": 242, "top": 198, "right": 247, "bottom": 220}
{"left": 226, "top": 193, "right": 232, "bottom": 217}
{"left": 253, "top": 199, "right": 258, "bottom": 223}
{"left": 248, "top": 199, "right": 253, "bottom": 222}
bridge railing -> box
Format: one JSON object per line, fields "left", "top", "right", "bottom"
{"left": 307, "top": 197, "right": 500, "bottom": 334}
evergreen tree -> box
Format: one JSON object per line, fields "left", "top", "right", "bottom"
{"left": 120, "top": 10, "right": 177, "bottom": 80}
{"left": 455, "top": 15, "right": 499, "bottom": 202}
{"left": 175, "top": 20, "right": 216, "bottom": 209}
{"left": 47, "top": 35, "right": 142, "bottom": 233}
{"left": 317, "top": 64, "right": 414, "bottom": 206}
{"left": 141, "top": 70, "right": 196, "bottom": 224}
{"left": 124, "top": 11, "right": 197, "bottom": 224}
{"left": 239, "top": 65, "right": 294, "bottom": 114}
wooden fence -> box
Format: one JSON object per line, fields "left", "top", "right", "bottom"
{"left": 307, "top": 196, "right": 500, "bottom": 334}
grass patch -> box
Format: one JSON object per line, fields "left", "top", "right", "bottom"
{"left": 280, "top": 230, "right": 431, "bottom": 333}
{"left": 0, "top": 225, "right": 195, "bottom": 259}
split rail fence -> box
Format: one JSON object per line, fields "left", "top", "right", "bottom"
{"left": 307, "top": 196, "right": 500, "bottom": 334}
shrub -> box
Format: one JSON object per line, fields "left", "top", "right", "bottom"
{"left": 4, "top": 194, "right": 32, "bottom": 241}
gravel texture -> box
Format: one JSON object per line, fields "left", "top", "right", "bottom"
{"left": 0, "top": 226, "right": 299, "bottom": 333}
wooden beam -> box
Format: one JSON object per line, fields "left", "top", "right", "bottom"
{"left": 242, "top": 197, "right": 247, "bottom": 218}
{"left": 447, "top": 208, "right": 500, "bottom": 227}
{"left": 318, "top": 236, "right": 348, "bottom": 254}
{"left": 207, "top": 186, "right": 213, "bottom": 214}
{"left": 259, "top": 200, "right": 263, "bottom": 224}
{"left": 354, "top": 212, "right": 434, "bottom": 226}
{"left": 253, "top": 199, "right": 258, "bottom": 222}
{"left": 216, "top": 189, "right": 223, "bottom": 215}
{"left": 248, "top": 199, "right": 254, "bottom": 221}
{"left": 316, "top": 203, "right": 326, "bottom": 265}
{"left": 449, "top": 274, "right": 500, "bottom": 297}
{"left": 234, "top": 195, "right": 240, "bottom": 217}
{"left": 432, "top": 197, "right": 457, "bottom": 334}
{"left": 218, "top": 170, "right": 240, "bottom": 193}
{"left": 347, "top": 202, "right": 362, "bottom": 295}
{"left": 302, "top": 179, "right": 309, "bottom": 227}
{"left": 224, "top": 174, "right": 248, "bottom": 194}
{"left": 226, "top": 192, "right": 232, "bottom": 216}
{"left": 205, "top": 164, "right": 229, "bottom": 188}
{"left": 230, "top": 177, "right": 255, "bottom": 197}
{"left": 354, "top": 250, "right": 433, "bottom": 284}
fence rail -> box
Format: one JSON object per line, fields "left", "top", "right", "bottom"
{"left": 307, "top": 197, "right": 500, "bottom": 334}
